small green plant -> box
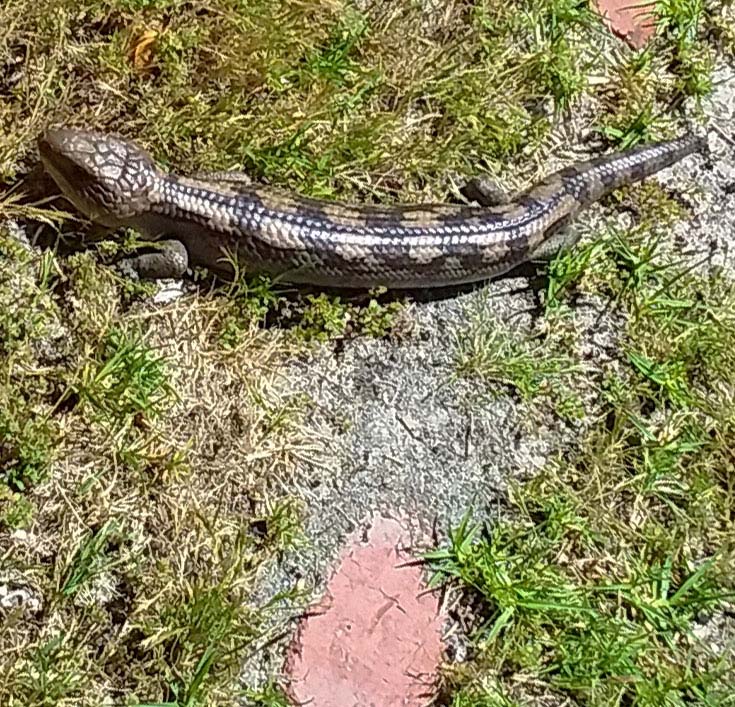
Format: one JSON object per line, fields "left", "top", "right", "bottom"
{"left": 72, "top": 326, "right": 174, "bottom": 428}
{"left": 599, "top": 105, "right": 662, "bottom": 150}
{"left": 292, "top": 292, "right": 352, "bottom": 342}
{"left": 448, "top": 683, "right": 520, "bottom": 707}
{"left": 354, "top": 290, "right": 403, "bottom": 338}
{"left": 626, "top": 349, "right": 691, "bottom": 406}
{"left": 244, "top": 680, "right": 291, "bottom": 706}
{"left": 0, "top": 488, "right": 34, "bottom": 529}
{"left": 656, "top": 0, "right": 714, "bottom": 97}
{"left": 134, "top": 538, "right": 264, "bottom": 706}
{"left": 454, "top": 313, "right": 583, "bottom": 419}
{"left": 251, "top": 497, "right": 305, "bottom": 552}
{"left": 455, "top": 326, "right": 572, "bottom": 399}
{"left": 544, "top": 239, "right": 604, "bottom": 311}
{"left": 218, "top": 274, "right": 285, "bottom": 348}
{"left": 59, "top": 519, "right": 126, "bottom": 598}
{"left": 303, "top": 8, "right": 369, "bottom": 87}
{"left": 524, "top": 0, "right": 596, "bottom": 111}
{"left": 0, "top": 407, "right": 56, "bottom": 491}
{"left": 0, "top": 235, "right": 58, "bottom": 355}
{"left": 290, "top": 290, "right": 402, "bottom": 342}
{"left": 10, "top": 634, "right": 88, "bottom": 706}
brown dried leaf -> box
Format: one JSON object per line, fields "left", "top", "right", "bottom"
{"left": 128, "top": 28, "right": 159, "bottom": 72}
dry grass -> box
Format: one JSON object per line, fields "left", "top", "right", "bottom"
{"left": 0, "top": 236, "right": 314, "bottom": 704}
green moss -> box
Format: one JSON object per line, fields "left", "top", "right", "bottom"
{"left": 290, "top": 290, "right": 403, "bottom": 342}
{"left": 0, "top": 488, "right": 35, "bottom": 529}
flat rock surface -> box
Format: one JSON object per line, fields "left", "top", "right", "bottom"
{"left": 269, "top": 280, "right": 554, "bottom": 593}
{"left": 284, "top": 515, "right": 444, "bottom": 706}
{"left": 594, "top": 0, "right": 656, "bottom": 48}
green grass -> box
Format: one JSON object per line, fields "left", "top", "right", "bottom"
{"left": 433, "top": 188, "right": 735, "bottom": 705}
{"left": 0, "top": 0, "right": 731, "bottom": 704}
{"left": 454, "top": 311, "right": 586, "bottom": 420}
{"left": 431, "top": 412, "right": 733, "bottom": 704}
{"left": 59, "top": 519, "right": 126, "bottom": 597}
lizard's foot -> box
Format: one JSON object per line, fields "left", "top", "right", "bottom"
{"left": 529, "top": 227, "right": 582, "bottom": 262}
{"left": 460, "top": 177, "right": 509, "bottom": 207}
{"left": 115, "top": 239, "right": 189, "bottom": 280}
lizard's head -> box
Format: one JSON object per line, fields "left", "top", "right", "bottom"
{"left": 39, "top": 128, "right": 163, "bottom": 227}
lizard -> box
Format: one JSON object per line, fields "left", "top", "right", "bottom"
{"left": 37, "top": 127, "right": 705, "bottom": 289}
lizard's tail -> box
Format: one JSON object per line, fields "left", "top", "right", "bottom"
{"left": 518, "top": 133, "right": 706, "bottom": 260}
{"left": 551, "top": 133, "right": 707, "bottom": 209}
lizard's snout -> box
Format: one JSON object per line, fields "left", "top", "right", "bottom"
{"left": 39, "top": 127, "right": 162, "bottom": 226}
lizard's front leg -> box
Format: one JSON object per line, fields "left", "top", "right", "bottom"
{"left": 115, "top": 239, "right": 189, "bottom": 280}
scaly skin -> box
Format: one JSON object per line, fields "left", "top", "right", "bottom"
{"left": 38, "top": 128, "right": 705, "bottom": 288}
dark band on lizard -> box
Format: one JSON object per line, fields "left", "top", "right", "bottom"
{"left": 38, "top": 128, "right": 705, "bottom": 289}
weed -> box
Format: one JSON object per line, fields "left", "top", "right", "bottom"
{"left": 59, "top": 519, "right": 126, "bottom": 598}
{"left": 429, "top": 495, "right": 732, "bottom": 702}
{"left": 9, "top": 633, "right": 90, "bottom": 707}
{"left": 455, "top": 311, "right": 585, "bottom": 420}
{"left": 250, "top": 496, "right": 305, "bottom": 552}
{"left": 656, "top": 0, "right": 714, "bottom": 97}
{"left": 354, "top": 289, "right": 404, "bottom": 338}
{"left": 288, "top": 290, "right": 402, "bottom": 342}
{"left": 292, "top": 293, "right": 352, "bottom": 342}
{"left": 244, "top": 680, "right": 291, "bottom": 707}
{"left": 0, "top": 407, "right": 57, "bottom": 491}
{"left": 0, "top": 488, "right": 34, "bottom": 529}
{"left": 218, "top": 275, "right": 285, "bottom": 348}
{"left": 544, "top": 240, "right": 605, "bottom": 311}
{"left": 72, "top": 326, "right": 174, "bottom": 428}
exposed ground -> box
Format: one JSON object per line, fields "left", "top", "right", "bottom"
{"left": 1, "top": 1, "right": 734, "bottom": 706}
